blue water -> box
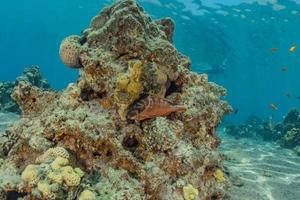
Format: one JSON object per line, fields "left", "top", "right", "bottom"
{"left": 1, "top": 0, "right": 300, "bottom": 122}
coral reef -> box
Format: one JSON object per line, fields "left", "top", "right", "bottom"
{"left": 0, "top": 1, "right": 232, "bottom": 199}
{"left": 19, "top": 147, "right": 84, "bottom": 199}
{"left": 0, "top": 66, "right": 51, "bottom": 113}
{"left": 224, "top": 115, "right": 279, "bottom": 141}
{"left": 276, "top": 109, "right": 300, "bottom": 152}
{"left": 225, "top": 108, "right": 300, "bottom": 155}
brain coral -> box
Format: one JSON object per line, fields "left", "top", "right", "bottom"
{"left": 59, "top": 35, "right": 82, "bottom": 68}
{"left": 37, "top": 146, "right": 70, "bottom": 163}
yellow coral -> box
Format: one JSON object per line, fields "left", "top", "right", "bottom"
{"left": 21, "top": 164, "right": 40, "bottom": 186}
{"left": 131, "top": 60, "right": 143, "bottom": 82}
{"left": 114, "top": 60, "right": 144, "bottom": 119}
{"left": 47, "top": 165, "right": 84, "bottom": 187}
{"left": 61, "top": 166, "right": 84, "bottom": 187}
{"left": 79, "top": 189, "right": 96, "bottom": 200}
{"left": 183, "top": 184, "right": 199, "bottom": 200}
{"left": 214, "top": 169, "right": 225, "bottom": 183}
{"left": 47, "top": 171, "right": 63, "bottom": 184}
{"left": 51, "top": 157, "right": 69, "bottom": 170}
{"left": 74, "top": 167, "right": 85, "bottom": 177}
{"left": 37, "top": 181, "right": 56, "bottom": 199}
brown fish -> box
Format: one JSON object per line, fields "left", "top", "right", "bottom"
{"left": 270, "top": 47, "right": 278, "bottom": 52}
{"left": 269, "top": 103, "right": 278, "bottom": 111}
{"left": 127, "top": 94, "right": 186, "bottom": 121}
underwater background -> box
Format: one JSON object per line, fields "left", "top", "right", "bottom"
{"left": 1, "top": 0, "right": 300, "bottom": 122}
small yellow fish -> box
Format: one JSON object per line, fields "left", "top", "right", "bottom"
{"left": 289, "top": 45, "right": 296, "bottom": 52}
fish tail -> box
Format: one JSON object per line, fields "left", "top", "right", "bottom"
{"left": 175, "top": 105, "right": 187, "bottom": 112}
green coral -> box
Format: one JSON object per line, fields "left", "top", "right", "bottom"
{"left": 114, "top": 60, "right": 144, "bottom": 119}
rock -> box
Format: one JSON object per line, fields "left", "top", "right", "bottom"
{"left": 0, "top": 66, "right": 52, "bottom": 114}
{"left": 0, "top": 1, "right": 232, "bottom": 199}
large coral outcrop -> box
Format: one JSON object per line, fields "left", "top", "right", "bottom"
{"left": 0, "top": 1, "right": 232, "bottom": 199}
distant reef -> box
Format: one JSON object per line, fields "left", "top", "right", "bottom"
{"left": 0, "top": 1, "right": 232, "bottom": 200}
{"left": 0, "top": 66, "right": 51, "bottom": 113}
{"left": 225, "top": 108, "right": 300, "bottom": 155}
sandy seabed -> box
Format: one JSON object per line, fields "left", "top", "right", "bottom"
{"left": 220, "top": 133, "right": 300, "bottom": 200}
{"left": 0, "top": 112, "right": 19, "bottom": 132}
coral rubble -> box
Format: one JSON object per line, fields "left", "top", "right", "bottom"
{"left": 0, "top": 0, "right": 232, "bottom": 199}
{"left": 0, "top": 66, "right": 51, "bottom": 114}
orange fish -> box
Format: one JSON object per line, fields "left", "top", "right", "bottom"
{"left": 270, "top": 47, "right": 278, "bottom": 52}
{"left": 269, "top": 103, "right": 278, "bottom": 110}
{"left": 289, "top": 45, "right": 296, "bottom": 52}
{"left": 127, "top": 94, "right": 186, "bottom": 121}
{"left": 281, "top": 67, "right": 288, "bottom": 72}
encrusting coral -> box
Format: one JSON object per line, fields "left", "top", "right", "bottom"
{"left": 0, "top": 0, "right": 232, "bottom": 199}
